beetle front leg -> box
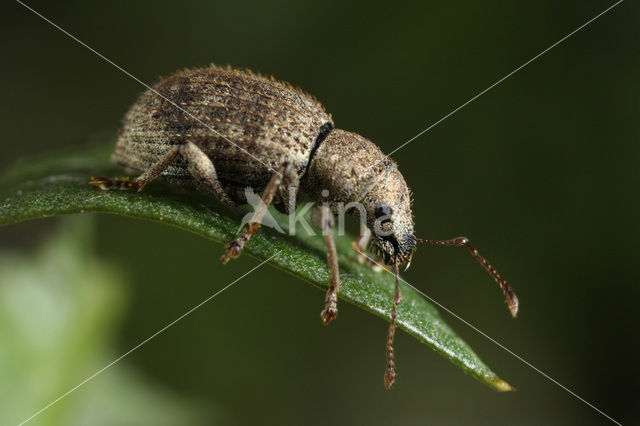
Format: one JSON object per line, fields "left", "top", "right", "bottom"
{"left": 352, "top": 226, "right": 386, "bottom": 272}
{"left": 311, "top": 205, "right": 340, "bottom": 325}
{"left": 90, "top": 145, "right": 181, "bottom": 191}
{"left": 221, "top": 162, "right": 297, "bottom": 263}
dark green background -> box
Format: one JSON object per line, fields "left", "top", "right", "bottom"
{"left": 2, "top": 0, "right": 638, "bottom": 424}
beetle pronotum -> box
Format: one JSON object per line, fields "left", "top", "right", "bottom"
{"left": 92, "top": 65, "right": 518, "bottom": 388}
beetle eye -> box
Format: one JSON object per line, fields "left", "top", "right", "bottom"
{"left": 374, "top": 204, "right": 393, "bottom": 223}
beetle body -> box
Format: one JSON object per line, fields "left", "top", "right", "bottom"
{"left": 112, "top": 65, "right": 415, "bottom": 263}
{"left": 95, "top": 65, "right": 517, "bottom": 389}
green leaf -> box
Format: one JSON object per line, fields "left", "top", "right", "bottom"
{"left": 0, "top": 144, "right": 513, "bottom": 392}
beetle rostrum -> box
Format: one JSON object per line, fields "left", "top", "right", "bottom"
{"left": 91, "top": 65, "right": 518, "bottom": 389}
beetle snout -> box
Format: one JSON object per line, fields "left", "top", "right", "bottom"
{"left": 394, "top": 232, "right": 415, "bottom": 266}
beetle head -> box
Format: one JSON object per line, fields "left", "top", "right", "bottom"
{"left": 303, "top": 129, "right": 415, "bottom": 267}
{"left": 362, "top": 165, "right": 415, "bottom": 267}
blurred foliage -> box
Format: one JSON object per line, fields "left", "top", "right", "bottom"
{"left": 0, "top": 217, "right": 215, "bottom": 425}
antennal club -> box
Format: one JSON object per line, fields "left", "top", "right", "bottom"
{"left": 416, "top": 236, "right": 519, "bottom": 317}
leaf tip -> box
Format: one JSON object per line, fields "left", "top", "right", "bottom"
{"left": 493, "top": 379, "right": 516, "bottom": 392}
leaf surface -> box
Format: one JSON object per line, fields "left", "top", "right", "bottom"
{"left": 0, "top": 145, "right": 513, "bottom": 391}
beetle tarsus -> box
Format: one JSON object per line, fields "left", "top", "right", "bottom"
{"left": 320, "top": 278, "right": 340, "bottom": 325}
{"left": 221, "top": 222, "right": 260, "bottom": 263}
{"left": 320, "top": 288, "right": 338, "bottom": 324}
{"left": 90, "top": 145, "right": 181, "bottom": 193}
{"left": 89, "top": 176, "right": 140, "bottom": 191}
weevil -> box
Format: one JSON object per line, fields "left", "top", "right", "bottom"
{"left": 92, "top": 65, "right": 518, "bottom": 388}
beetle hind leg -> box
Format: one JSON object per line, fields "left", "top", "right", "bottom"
{"left": 91, "top": 141, "right": 236, "bottom": 207}
{"left": 90, "top": 145, "right": 181, "bottom": 191}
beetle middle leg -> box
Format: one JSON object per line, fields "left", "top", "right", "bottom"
{"left": 221, "top": 162, "right": 297, "bottom": 263}
{"left": 179, "top": 141, "right": 235, "bottom": 205}
{"left": 311, "top": 205, "right": 341, "bottom": 324}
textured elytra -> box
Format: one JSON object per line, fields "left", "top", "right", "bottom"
{"left": 113, "top": 65, "right": 333, "bottom": 204}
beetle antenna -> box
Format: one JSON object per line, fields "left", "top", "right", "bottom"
{"left": 416, "top": 236, "right": 518, "bottom": 317}
{"left": 384, "top": 254, "right": 400, "bottom": 389}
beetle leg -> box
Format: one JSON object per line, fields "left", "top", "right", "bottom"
{"left": 180, "top": 141, "right": 235, "bottom": 206}
{"left": 221, "top": 162, "right": 296, "bottom": 263}
{"left": 90, "top": 145, "right": 181, "bottom": 191}
{"left": 384, "top": 255, "right": 401, "bottom": 389}
{"left": 351, "top": 226, "right": 387, "bottom": 272}
{"left": 311, "top": 205, "right": 340, "bottom": 325}
{"left": 132, "top": 145, "right": 181, "bottom": 189}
